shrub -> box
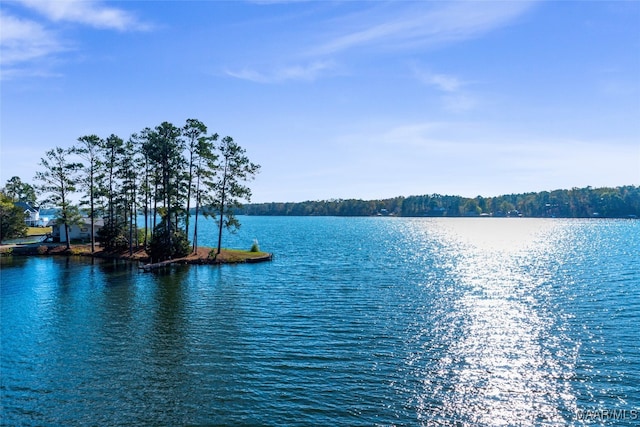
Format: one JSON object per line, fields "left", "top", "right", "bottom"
{"left": 137, "top": 228, "right": 148, "bottom": 246}
{"left": 149, "top": 219, "right": 190, "bottom": 261}
{"left": 250, "top": 239, "right": 260, "bottom": 253}
{"left": 97, "top": 223, "right": 128, "bottom": 250}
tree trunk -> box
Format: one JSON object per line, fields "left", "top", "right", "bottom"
{"left": 144, "top": 200, "right": 148, "bottom": 249}
{"left": 185, "top": 153, "right": 193, "bottom": 240}
{"left": 90, "top": 200, "right": 95, "bottom": 253}
{"left": 216, "top": 161, "right": 228, "bottom": 255}
{"left": 216, "top": 195, "right": 224, "bottom": 255}
{"left": 192, "top": 174, "right": 201, "bottom": 253}
{"left": 129, "top": 185, "right": 135, "bottom": 256}
{"left": 153, "top": 179, "right": 158, "bottom": 234}
{"left": 164, "top": 158, "right": 171, "bottom": 259}
{"left": 89, "top": 169, "right": 95, "bottom": 253}
{"left": 143, "top": 162, "right": 149, "bottom": 249}
{"left": 64, "top": 223, "right": 71, "bottom": 250}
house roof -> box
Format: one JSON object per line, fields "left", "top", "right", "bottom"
{"left": 47, "top": 217, "right": 105, "bottom": 227}
{"left": 14, "top": 201, "right": 39, "bottom": 212}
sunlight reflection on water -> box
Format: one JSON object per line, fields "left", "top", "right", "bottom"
{"left": 406, "top": 219, "right": 579, "bottom": 426}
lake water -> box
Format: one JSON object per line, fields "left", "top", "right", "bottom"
{"left": 1, "top": 217, "right": 639, "bottom": 426}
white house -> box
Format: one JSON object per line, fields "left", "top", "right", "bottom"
{"left": 47, "top": 218, "right": 104, "bottom": 243}
{"left": 14, "top": 202, "right": 40, "bottom": 226}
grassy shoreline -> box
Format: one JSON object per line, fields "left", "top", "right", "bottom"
{"left": 0, "top": 243, "right": 272, "bottom": 266}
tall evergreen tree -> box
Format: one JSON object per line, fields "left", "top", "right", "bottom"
{"left": 182, "top": 118, "right": 208, "bottom": 241}
{"left": 2, "top": 176, "right": 37, "bottom": 205}
{"left": 137, "top": 128, "right": 154, "bottom": 248}
{"left": 191, "top": 133, "right": 219, "bottom": 253}
{"left": 119, "top": 137, "right": 139, "bottom": 255}
{"left": 35, "top": 147, "right": 82, "bottom": 250}
{"left": 147, "top": 122, "right": 187, "bottom": 261}
{"left": 73, "top": 135, "right": 104, "bottom": 253}
{"left": 100, "top": 134, "right": 125, "bottom": 249}
{"left": 211, "top": 136, "right": 260, "bottom": 256}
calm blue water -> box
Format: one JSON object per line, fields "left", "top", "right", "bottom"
{"left": 1, "top": 217, "right": 639, "bottom": 426}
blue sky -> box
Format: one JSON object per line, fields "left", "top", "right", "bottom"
{"left": 1, "top": 0, "right": 639, "bottom": 203}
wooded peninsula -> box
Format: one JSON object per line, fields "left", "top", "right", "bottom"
{"left": 1, "top": 119, "right": 261, "bottom": 263}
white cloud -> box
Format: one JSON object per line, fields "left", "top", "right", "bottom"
{"left": 0, "top": 11, "right": 65, "bottom": 68}
{"left": 16, "top": 0, "right": 149, "bottom": 31}
{"left": 412, "top": 66, "right": 477, "bottom": 112}
{"left": 313, "top": 1, "right": 537, "bottom": 56}
{"left": 0, "top": 1, "right": 150, "bottom": 78}
{"left": 225, "top": 1, "right": 536, "bottom": 85}
{"left": 414, "top": 69, "right": 463, "bottom": 92}
{"left": 226, "top": 61, "right": 335, "bottom": 83}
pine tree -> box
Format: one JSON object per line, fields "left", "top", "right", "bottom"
{"left": 191, "top": 133, "right": 218, "bottom": 253}
{"left": 211, "top": 136, "right": 260, "bottom": 256}
{"left": 73, "top": 135, "right": 104, "bottom": 253}
{"left": 182, "top": 118, "right": 208, "bottom": 242}
{"left": 35, "top": 147, "right": 82, "bottom": 250}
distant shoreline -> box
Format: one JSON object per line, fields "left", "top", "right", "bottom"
{"left": 241, "top": 213, "right": 639, "bottom": 219}
{"left": 240, "top": 185, "right": 640, "bottom": 218}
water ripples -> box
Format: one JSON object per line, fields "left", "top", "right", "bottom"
{"left": 2, "top": 218, "right": 639, "bottom": 426}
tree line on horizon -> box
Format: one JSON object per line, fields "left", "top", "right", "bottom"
{"left": 1, "top": 119, "right": 260, "bottom": 261}
{"left": 240, "top": 185, "right": 640, "bottom": 218}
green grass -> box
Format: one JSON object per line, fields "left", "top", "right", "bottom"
{"left": 212, "top": 248, "right": 271, "bottom": 263}
{"left": 26, "top": 227, "right": 51, "bottom": 236}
